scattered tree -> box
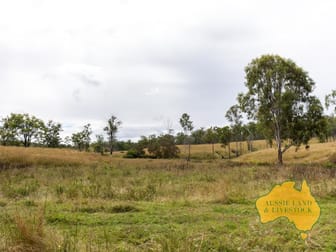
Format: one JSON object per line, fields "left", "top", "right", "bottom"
{"left": 325, "top": 90, "right": 336, "bottom": 113}
{"left": 104, "top": 115, "right": 122, "bottom": 155}
{"left": 93, "top": 134, "right": 105, "bottom": 155}
{"left": 179, "top": 113, "right": 193, "bottom": 161}
{"left": 239, "top": 54, "right": 325, "bottom": 164}
{"left": 0, "top": 115, "right": 19, "bottom": 146}
{"left": 41, "top": 120, "right": 62, "bottom": 147}
{"left": 216, "top": 126, "right": 232, "bottom": 159}
{"left": 147, "top": 134, "right": 179, "bottom": 158}
{"left": 225, "top": 105, "right": 243, "bottom": 157}
{"left": 0, "top": 113, "right": 44, "bottom": 147}
{"left": 191, "top": 128, "right": 206, "bottom": 144}
{"left": 204, "top": 127, "right": 218, "bottom": 157}
{"left": 71, "top": 124, "right": 92, "bottom": 151}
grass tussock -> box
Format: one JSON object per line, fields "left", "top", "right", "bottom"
{"left": 0, "top": 206, "right": 52, "bottom": 252}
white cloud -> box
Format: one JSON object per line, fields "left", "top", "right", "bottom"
{"left": 1, "top": 0, "right": 336, "bottom": 140}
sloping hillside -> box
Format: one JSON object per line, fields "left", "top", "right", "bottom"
{"left": 235, "top": 142, "right": 336, "bottom": 165}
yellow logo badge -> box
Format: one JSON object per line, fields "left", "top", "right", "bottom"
{"left": 256, "top": 180, "right": 320, "bottom": 240}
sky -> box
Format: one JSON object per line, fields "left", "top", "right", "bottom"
{"left": 1, "top": 0, "right": 336, "bottom": 141}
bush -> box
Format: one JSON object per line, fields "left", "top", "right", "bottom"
{"left": 124, "top": 148, "right": 144, "bottom": 158}
{"left": 147, "top": 134, "right": 180, "bottom": 159}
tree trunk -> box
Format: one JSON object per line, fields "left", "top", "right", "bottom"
{"left": 228, "top": 143, "right": 231, "bottom": 159}
{"left": 276, "top": 135, "right": 283, "bottom": 165}
{"left": 110, "top": 133, "right": 113, "bottom": 155}
{"left": 278, "top": 147, "right": 283, "bottom": 165}
{"left": 211, "top": 141, "right": 214, "bottom": 158}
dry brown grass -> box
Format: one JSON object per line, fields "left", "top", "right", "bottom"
{"left": 235, "top": 141, "right": 336, "bottom": 165}
{"left": 0, "top": 146, "right": 117, "bottom": 169}
{"left": 1, "top": 140, "right": 335, "bottom": 169}
{"left": 0, "top": 144, "right": 335, "bottom": 250}
{"left": 4, "top": 207, "right": 52, "bottom": 252}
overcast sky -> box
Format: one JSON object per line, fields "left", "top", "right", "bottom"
{"left": 1, "top": 0, "right": 336, "bottom": 141}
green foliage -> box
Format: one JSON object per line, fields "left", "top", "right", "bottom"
{"left": 325, "top": 115, "right": 336, "bottom": 141}
{"left": 124, "top": 147, "right": 145, "bottom": 158}
{"left": 124, "top": 136, "right": 147, "bottom": 158}
{"left": 226, "top": 105, "right": 244, "bottom": 156}
{"left": 191, "top": 127, "right": 206, "bottom": 144}
{"left": 104, "top": 115, "right": 122, "bottom": 155}
{"left": 175, "top": 132, "right": 187, "bottom": 145}
{"left": 41, "top": 120, "right": 62, "bottom": 147}
{"left": 179, "top": 113, "right": 194, "bottom": 133}
{"left": 215, "top": 126, "right": 232, "bottom": 147}
{"left": 114, "top": 140, "right": 134, "bottom": 151}
{"left": 147, "top": 134, "right": 180, "bottom": 158}
{"left": 325, "top": 89, "right": 336, "bottom": 112}
{"left": 203, "top": 127, "right": 219, "bottom": 144}
{"left": 0, "top": 115, "right": 19, "bottom": 146}
{"left": 180, "top": 113, "right": 193, "bottom": 161}
{"left": 93, "top": 134, "right": 105, "bottom": 155}
{"left": 71, "top": 124, "right": 92, "bottom": 151}
{"left": 239, "top": 54, "right": 326, "bottom": 164}
{"left": 0, "top": 113, "right": 44, "bottom": 147}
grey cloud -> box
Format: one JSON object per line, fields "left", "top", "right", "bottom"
{"left": 2, "top": 0, "right": 336, "bottom": 140}
{"left": 75, "top": 73, "right": 102, "bottom": 87}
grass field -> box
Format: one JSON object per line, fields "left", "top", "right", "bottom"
{"left": 0, "top": 144, "right": 335, "bottom": 251}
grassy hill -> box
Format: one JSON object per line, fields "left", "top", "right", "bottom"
{"left": 235, "top": 141, "right": 336, "bottom": 165}
{"left": 0, "top": 144, "right": 335, "bottom": 250}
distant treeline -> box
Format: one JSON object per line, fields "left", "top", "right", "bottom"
{"left": 1, "top": 55, "right": 336, "bottom": 164}
{"left": 0, "top": 112, "right": 335, "bottom": 156}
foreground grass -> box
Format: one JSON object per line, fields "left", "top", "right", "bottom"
{"left": 0, "top": 146, "right": 335, "bottom": 251}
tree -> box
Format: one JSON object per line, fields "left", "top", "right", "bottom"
{"left": 93, "top": 134, "right": 105, "bottom": 155}
{"left": 104, "top": 115, "right": 122, "bottom": 155}
{"left": 191, "top": 128, "right": 206, "bottom": 144}
{"left": 82, "top": 124, "right": 92, "bottom": 151}
{"left": 0, "top": 115, "right": 19, "bottom": 146}
{"left": 41, "top": 120, "right": 62, "bottom": 147}
{"left": 20, "top": 114, "right": 45, "bottom": 147}
{"left": 325, "top": 90, "right": 336, "bottom": 113}
{"left": 179, "top": 113, "right": 193, "bottom": 161}
{"left": 225, "top": 105, "right": 243, "bottom": 157}
{"left": 147, "top": 134, "right": 179, "bottom": 158}
{"left": 71, "top": 124, "right": 92, "bottom": 151}
{"left": 71, "top": 132, "right": 84, "bottom": 151}
{"left": 124, "top": 136, "right": 147, "bottom": 158}
{"left": 175, "top": 132, "right": 186, "bottom": 145}
{"left": 204, "top": 127, "right": 219, "bottom": 157}
{"left": 242, "top": 122, "right": 262, "bottom": 152}
{"left": 1, "top": 113, "right": 44, "bottom": 147}
{"left": 325, "top": 115, "right": 336, "bottom": 141}
{"left": 215, "top": 126, "right": 232, "bottom": 159}
{"left": 239, "top": 54, "right": 325, "bottom": 164}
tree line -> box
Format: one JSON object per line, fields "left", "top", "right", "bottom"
{"left": 1, "top": 55, "right": 336, "bottom": 164}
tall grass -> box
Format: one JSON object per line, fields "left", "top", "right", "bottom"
{"left": 0, "top": 145, "right": 335, "bottom": 250}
